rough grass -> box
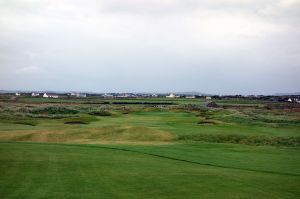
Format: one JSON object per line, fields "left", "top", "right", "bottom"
{"left": 28, "top": 113, "right": 77, "bottom": 119}
{"left": 86, "top": 126, "right": 175, "bottom": 142}
{"left": 0, "top": 100, "right": 300, "bottom": 145}
{"left": 30, "top": 106, "right": 79, "bottom": 114}
{"left": 178, "top": 134, "right": 300, "bottom": 147}
{"left": 13, "top": 119, "right": 39, "bottom": 126}
{"left": 0, "top": 115, "right": 40, "bottom": 126}
{"left": 88, "top": 110, "right": 112, "bottom": 116}
{"left": 0, "top": 126, "right": 175, "bottom": 144}
{"left": 63, "top": 116, "right": 98, "bottom": 125}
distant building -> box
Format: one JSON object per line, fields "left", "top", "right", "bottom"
{"left": 286, "top": 97, "right": 300, "bottom": 103}
{"left": 103, "top": 94, "right": 114, "bottom": 98}
{"left": 31, "top": 92, "right": 39, "bottom": 97}
{"left": 116, "top": 94, "right": 128, "bottom": 98}
{"left": 76, "top": 93, "right": 86, "bottom": 98}
{"left": 185, "top": 96, "right": 196, "bottom": 99}
{"left": 50, "top": 95, "right": 59, "bottom": 98}
{"left": 43, "top": 93, "right": 58, "bottom": 98}
{"left": 205, "top": 96, "right": 212, "bottom": 100}
{"left": 166, "top": 93, "right": 176, "bottom": 98}
{"left": 15, "top": 93, "right": 21, "bottom": 96}
{"left": 70, "top": 92, "right": 86, "bottom": 98}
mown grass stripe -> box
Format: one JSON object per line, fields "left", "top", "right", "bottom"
{"left": 1, "top": 141, "right": 299, "bottom": 177}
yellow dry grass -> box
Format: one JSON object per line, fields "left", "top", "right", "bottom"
{"left": 0, "top": 126, "right": 176, "bottom": 144}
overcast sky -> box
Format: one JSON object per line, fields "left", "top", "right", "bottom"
{"left": 0, "top": 0, "right": 299, "bottom": 94}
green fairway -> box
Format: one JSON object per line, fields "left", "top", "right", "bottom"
{"left": 0, "top": 142, "right": 299, "bottom": 199}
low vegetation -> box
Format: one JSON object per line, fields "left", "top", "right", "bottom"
{"left": 178, "top": 134, "right": 300, "bottom": 147}
{"left": 13, "top": 119, "right": 39, "bottom": 126}
{"left": 0, "top": 96, "right": 299, "bottom": 198}
{"left": 88, "top": 109, "right": 112, "bottom": 116}
{"left": 63, "top": 116, "right": 98, "bottom": 125}
{"left": 30, "top": 106, "right": 79, "bottom": 115}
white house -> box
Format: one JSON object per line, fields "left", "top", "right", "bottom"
{"left": 166, "top": 93, "right": 176, "bottom": 98}
{"left": 103, "top": 94, "right": 114, "bottom": 98}
{"left": 205, "top": 96, "right": 212, "bottom": 100}
{"left": 186, "top": 96, "right": 196, "bottom": 99}
{"left": 43, "top": 93, "right": 59, "bottom": 98}
{"left": 15, "top": 93, "right": 21, "bottom": 96}
{"left": 31, "top": 92, "right": 39, "bottom": 97}
{"left": 76, "top": 93, "right": 86, "bottom": 98}
{"left": 50, "top": 95, "right": 59, "bottom": 98}
{"left": 69, "top": 92, "right": 86, "bottom": 97}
